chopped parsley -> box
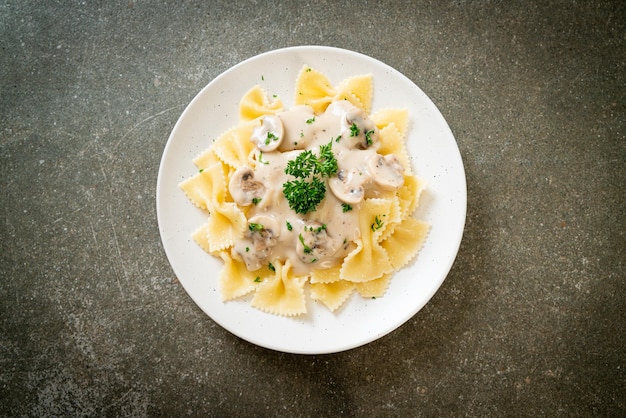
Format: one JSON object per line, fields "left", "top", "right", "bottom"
{"left": 248, "top": 223, "right": 264, "bottom": 232}
{"left": 285, "top": 149, "right": 318, "bottom": 178}
{"left": 349, "top": 123, "right": 360, "bottom": 137}
{"left": 286, "top": 221, "right": 293, "bottom": 231}
{"left": 265, "top": 131, "right": 279, "bottom": 145}
{"left": 198, "top": 168, "right": 204, "bottom": 173}
{"left": 371, "top": 215, "right": 384, "bottom": 231}
{"left": 254, "top": 276, "right": 262, "bottom": 282}
{"left": 308, "top": 224, "right": 327, "bottom": 233}
{"left": 268, "top": 262, "right": 275, "bottom": 271}
{"left": 282, "top": 141, "right": 338, "bottom": 214}
{"left": 252, "top": 197, "right": 261, "bottom": 205}
{"left": 316, "top": 141, "right": 338, "bottom": 176}
{"left": 305, "top": 117, "right": 315, "bottom": 124}
{"left": 364, "top": 129, "right": 375, "bottom": 146}
{"left": 283, "top": 177, "right": 326, "bottom": 214}
{"left": 258, "top": 151, "right": 269, "bottom": 165}
{"left": 342, "top": 203, "right": 353, "bottom": 212}
{"left": 298, "top": 234, "right": 312, "bottom": 254}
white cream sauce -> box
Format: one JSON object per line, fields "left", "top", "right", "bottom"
{"left": 229, "top": 100, "right": 405, "bottom": 276}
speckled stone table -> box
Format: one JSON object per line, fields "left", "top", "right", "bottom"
{"left": 1, "top": 1, "right": 624, "bottom": 416}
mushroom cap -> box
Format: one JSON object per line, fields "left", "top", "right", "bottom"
{"left": 251, "top": 115, "right": 284, "bottom": 152}
{"left": 228, "top": 166, "right": 266, "bottom": 206}
{"left": 339, "top": 105, "right": 379, "bottom": 150}
{"left": 328, "top": 168, "right": 366, "bottom": 204}
{"left": 296, "top": 221, "right": 340, "bottom": 263}
{"left": 246, "top": 214, "right": 280, "bottom": 254}
{"left": 368, "top": 154, "right": 405, "bottom": 190}
{"left": 247, "top": 215, "right": 280, "bottom": 240}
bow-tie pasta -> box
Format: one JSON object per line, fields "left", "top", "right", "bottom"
{"left": 180, "top": 66, "right": 429, "bottom": 316}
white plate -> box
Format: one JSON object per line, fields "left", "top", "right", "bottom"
{"left": 157, "top": 46, "right": 466, "bottom": 354}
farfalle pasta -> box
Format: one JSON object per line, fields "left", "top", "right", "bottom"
{"left": 180, "top": 65, "right": 429, "bottom": 316}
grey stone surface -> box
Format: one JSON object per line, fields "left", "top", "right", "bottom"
{"left": 1, "top": 0, "right": 624, "bottom": 416}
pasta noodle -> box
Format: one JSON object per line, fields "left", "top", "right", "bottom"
{"left": 180, "top": 65, "right": 430, "bottom": 316}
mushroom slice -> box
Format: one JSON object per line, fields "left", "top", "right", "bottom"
{"left": 233, "top": 215, "right": 280, "bottom": 271}
{"left": 368, "top": 154, "right": 405, "bottom": 190}
{"left": 247, "top": 215, "right": 280, "bottom": 250}
{"left": 296, "top": 221, "right": 340, "bottom": 264}
{"left": 250, "top": 115, "right": 284, "bottom": 152}
{"left": 228, "top": 166, "right": 266, "bottom": 206}
{"left": 341, "top": 106, "right": 379, "bottom": 150}
{"left": 329, "top": 168, "right": 366, "bottom": 204}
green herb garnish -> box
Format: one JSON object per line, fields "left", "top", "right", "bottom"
{"left": 268, "top": 262, "right": 275, "bottom": 271}
{"left": 298, "top": 234, "right": 312, "bottom": 254}
{"left": 286, "top": 221, "right": 293, "bottom": 231}
{"left": 248, "top": 223, "right": 264, "bottom": 232}
{"left": 265, "top": 131, "right": 279, "bottom": 145}
{"left": 306, "top": 117, "right": 315, "bottom": 124}
{"left": 282, "top": 141, "right": 338, "bottom": 214}
{"left": 254, "top": 276, "right": 261, "bottom": 282}
{"left": 342, "top": 203, "right": 353, "bottom": 212}
{"left": 252, "top": 197, "right": 261, "bottom": 205}
{"left": 285, "top": 149, "right": 318, "bottom": 178}
{"left": 371, "top": 215, "right": 384, "bottom": 231}
{"left": 284, "top": 141, "right": 338, "bottom": 178}
{"left": 283, "top": 177, "right": 326, "bottom": 214}
{"left": 316, "top": 141, "right": 338, "bottom": 177}
{"left": 349, "top": 123, "right": 360, "bottom": 137}
{"left": 364, "top": 129, "right": 375, "bottom": 146}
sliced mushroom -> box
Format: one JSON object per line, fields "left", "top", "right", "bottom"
{"left": 328, "top": 168, "right": 366, "bottom": 204}
{"left": 250, "top": 115, "right": 284, "bottom": 152}
{"left": 296, "top": 221, "right": 340, "bottom": 264}
{"left": 228, "top": 166, "right": 266, "bottom": 206}
{"left": 341, "top": 107, "right": 379, "bottom": 150}
{"left": 234, "top": 215, "right": 280, "bottom": 271}
{"left": 246, "top": 215, "right": 280, "bottom": 249}
{"left": 368, "top": 154, "right": 405, "bottom": 190}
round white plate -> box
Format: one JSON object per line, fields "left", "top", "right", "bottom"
{"left": 157, "top": 46, "right": 466, "bottom": 354}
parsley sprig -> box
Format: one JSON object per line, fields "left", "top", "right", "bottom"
{"left": 316, "top": 141, "right": 338, "bottom": 176}
{"left": 285, "top": 150, "right": 318, "bottom": 178}
{"left": 284, "top": 141, "right": 337, "bottom": 178}
{"left": 282, "top": 140, "right": 339, "bottom": 214}
{"left": 283, "top": 177, "right": 326, "bottom": 215}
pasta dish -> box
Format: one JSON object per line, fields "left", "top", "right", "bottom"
{"left": 179, "top": 66, "right": 429, "bottom": 316}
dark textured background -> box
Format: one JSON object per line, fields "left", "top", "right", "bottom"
{"left": 1, "top": 1, "right": 624, "bottom": 416}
